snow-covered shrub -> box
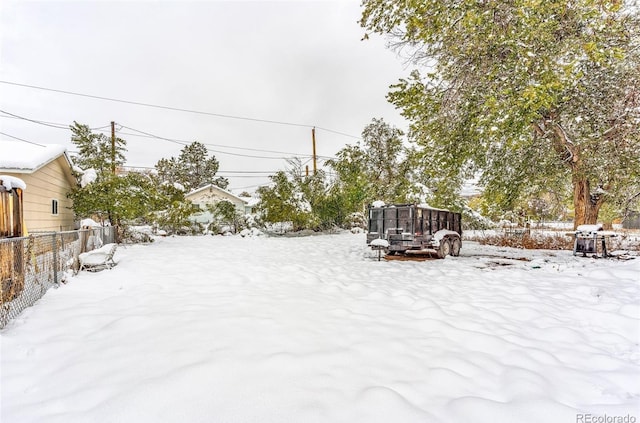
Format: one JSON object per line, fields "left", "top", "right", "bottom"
{"left": 611, "top": 230, "right": 640, "bottom": 252}
{"left": 462, "top": 207, "right": 494, "bottom": 230}
{"left": 472, "top": 233, "right": 574, "bottom": 250}
{"left": 345, "top": 212, "right": 366, "bottom": 229}
{"left": 120, "top": 225, "right": 154, "bottom": 244}
{"left": 240, "top": 228, "right": 264, "bottom": 237}
{"left": 265, "top": 221, "right": 294, "bottom": 234}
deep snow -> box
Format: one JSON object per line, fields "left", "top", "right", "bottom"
{"left": 1, "top": 232, "right": 639, "bottom": 423}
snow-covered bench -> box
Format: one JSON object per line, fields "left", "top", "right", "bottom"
{"left": 79, "top": 243, "right": 118, "bottom": 272}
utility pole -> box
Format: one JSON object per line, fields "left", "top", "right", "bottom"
{"left": 312, "top": 127, "right": 317, "bottom": 175}
{"left": 110, "top": 121, "right": 116, "bottom": 175}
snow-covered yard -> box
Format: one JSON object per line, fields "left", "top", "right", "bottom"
{"left": 2, "top": 233, "right": 639, "bottom": 423}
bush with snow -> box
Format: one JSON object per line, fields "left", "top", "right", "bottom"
{"left": 240, "top": 228, "right": 264, "bottom": 237}
{"left": 345, "top": 212, "right": 366, "bottom": 229}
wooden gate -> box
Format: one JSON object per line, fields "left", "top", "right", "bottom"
{"left": 1, "top": 183, "right": 25, "bottom": 302}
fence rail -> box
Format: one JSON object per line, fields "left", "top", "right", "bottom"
{"left": 0, "top": 226, "right": 116, "bottom": 329}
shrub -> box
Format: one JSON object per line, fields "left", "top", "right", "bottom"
{"left": 470, "top": 233, "right": 574, "bottom": 250}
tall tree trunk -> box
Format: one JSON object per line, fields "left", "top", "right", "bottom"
{"left": 572, "top": 175, "right": 604, "bottom": 229}
{"left": 544, "top": 121, "right": 606, "bottom": 230}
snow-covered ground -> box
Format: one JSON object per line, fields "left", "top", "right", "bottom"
{"left": 2, "top": 233, "right": 639, "bottom": 423}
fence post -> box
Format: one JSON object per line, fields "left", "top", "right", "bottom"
{"left": 80, "top": 229, "right": 87, "bottom": 254}
{"left": 52, "top": 233, "right": 58, "bottom": 286}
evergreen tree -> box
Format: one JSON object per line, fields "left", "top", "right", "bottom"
{"left": 70, "top": 122, "right": 126, "bottom": 177}
{"left": 69, "top": 122, "right": 128, "bottom": 227}
{"left": 155, "top": 141, "right": 228, "bottom": 192}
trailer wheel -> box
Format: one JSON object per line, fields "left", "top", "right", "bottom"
{"left": 437, "top": 238, "right": 451, "bottom": 259}
{"left": 451, "top": 237, "right": 461, "bottom": 257}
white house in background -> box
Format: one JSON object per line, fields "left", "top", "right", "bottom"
{"left": 0, "top": 141, "right": 78, "bottom": 232}
{"left": 185, "top": 184, "right": 252, "bottom": 225}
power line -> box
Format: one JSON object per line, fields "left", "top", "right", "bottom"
{"left": 0, "top": 108, "right": 340, "bottom": 185}
{"left": 0, "top": 80, "right": 361, "bottom": 139}
{"left": 0, "top": 108, "right": 339, "bottom": 161}
{"left": 0, "top": 131, "right": 47, "bottom": 147}
{"left": 118, "top": 125, "right": 292, "bottom": 160}
{"left": 119, "top": 126, "right": 336, "bottom": 161}
{"left": 0, "top": 110, "right": 110, "bottom": 131}
{"left": 0, "top": 109, "right": 68, "bottom": 130}
{"left": 122, "top": 164, "right": 279, "bottom": 174}
{"left": 120, "top": 124, "right": 313, "bottom": 157}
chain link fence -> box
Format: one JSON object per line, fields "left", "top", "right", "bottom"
{"left": 0, "top": 226, "right": 116, "bottom": 329}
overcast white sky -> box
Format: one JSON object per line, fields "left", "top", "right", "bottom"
{"left": 0, "top": 0, "right": 409, "bottom": 192}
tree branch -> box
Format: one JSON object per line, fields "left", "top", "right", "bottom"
{"left": 550, "top": 121, "right": 578, "bottom": 164}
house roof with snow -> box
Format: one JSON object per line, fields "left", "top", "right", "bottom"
{"left": 0, "top": 141, "right": 73, "bottom": 174}
{"left": 185, "top": 184, "right": 248, "bottom": 204}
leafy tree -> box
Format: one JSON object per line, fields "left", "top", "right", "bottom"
{"left": 327, "top": 144, "right": 370, "bottom": 214}
{"left": 69, "top": 172, "right": 154, "bottom": 222}
{"left": 153, "top": 198, "right": 198, "bottom": 235}
{"left": 155, "top": 141, "right": 228, "bottom": 191}
{"left": 256, "top": 160, "right": 318, "bottom": 231}
{"left": 256, "top": 118, "right": 414, "bottom": 231}
{"left": 361, "top": 118, "right": 412, "bottom": 202}
{"left": 207, "top": 199, "right": 244, "bottom": 233}
{"left": 327, "top": 118, "right": 413, "bottom": 215}
{"left": 69, "top": 124, "right": 196, "bottom": 235}
{"left": 361, "top": 0, "right": 640, "bottom": 227}
{"left": 300, "top": 168, "right": 337, "bottom": 229}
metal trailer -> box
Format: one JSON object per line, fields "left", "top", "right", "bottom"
{"left": 366, "top": 203, "right": 462, "bottom": 258}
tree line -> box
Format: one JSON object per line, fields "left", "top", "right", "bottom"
{"left": 68, "top": 1, "right": 640, "bottom": 233}
{"left": 67, "top": 118, "right": 416, "bottom": 236}
{"left": 68, "top": 122, "right": 229, "bottom": 236}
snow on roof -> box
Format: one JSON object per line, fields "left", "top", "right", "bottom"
{"left": 232, "top": 190, "right": 260, "bottom": 207}
{"left": 0, "top": 175, "right": 27, "bottom": 190}
{"left": 245, "top": 196, "right": 260, "bottom": 207}
{"left": 0, "top": 141, "right": 69, "bottom": 173}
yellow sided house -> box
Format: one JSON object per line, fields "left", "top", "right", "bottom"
{"left": 0, "top": 141, "right": 77, "bottom": 232}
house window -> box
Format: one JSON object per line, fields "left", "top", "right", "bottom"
{"left": 51, "top": 199, "right": 59, "bottom": 215}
